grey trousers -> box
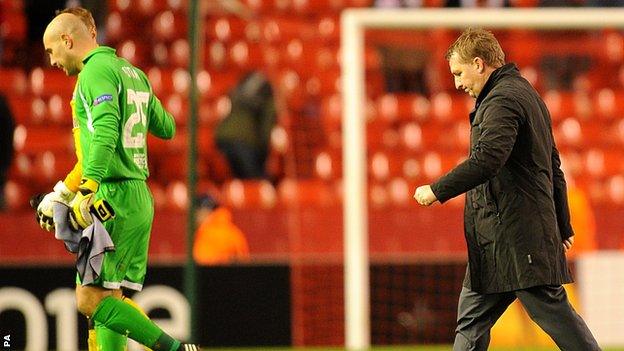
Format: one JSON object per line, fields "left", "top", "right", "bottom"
{"left": 453, "top": 285, "right": 601, "bottom": 351}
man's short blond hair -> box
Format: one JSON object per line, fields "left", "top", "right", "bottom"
{"left": 56, "top": 7, "right": 96, "bottom": 32}
{"left": 446, "top": 28, "right": 505, "bottom": 68}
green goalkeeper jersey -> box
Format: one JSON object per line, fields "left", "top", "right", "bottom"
{"left": 73, "top": 46, "right": 175, "bottom": 183}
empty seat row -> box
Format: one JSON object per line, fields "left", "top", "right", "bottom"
{"left": 6, "top": 171, "right": 624, "bottom": 213}
{"left": 0, "top": 68, "right": 75, "bottom": 97}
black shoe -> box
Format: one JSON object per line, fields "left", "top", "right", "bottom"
{"left": 179, "top": 344, "right": 201, "bottom": 351}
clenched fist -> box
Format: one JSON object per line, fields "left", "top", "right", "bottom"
{"left": 413, "top": 185, "right": 438, "bottom": 206}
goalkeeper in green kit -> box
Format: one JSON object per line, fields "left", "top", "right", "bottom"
{"left": 42, "top": 8, "right": 200, "bottom": 351}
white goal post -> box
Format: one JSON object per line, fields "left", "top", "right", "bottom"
{"left": 340, "top": 7, "right": 624, "bottom": 350}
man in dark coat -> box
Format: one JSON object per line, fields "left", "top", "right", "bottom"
{"left": 413, "top": 28, "right": 600, "bottom": 351}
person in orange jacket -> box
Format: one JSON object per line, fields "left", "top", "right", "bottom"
{"left": 193, "top": 194, "right": 250, "bottom": 265}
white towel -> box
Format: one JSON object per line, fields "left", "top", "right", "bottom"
{"left": 53, "top": 203, "right": 115, "bottom": 285}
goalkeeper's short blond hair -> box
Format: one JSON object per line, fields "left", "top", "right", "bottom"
{"left": 55, "top": 7, "right": 96, "bottom": 37}
{"left": 446, "top": 28, "right": 505, "bottom": 68}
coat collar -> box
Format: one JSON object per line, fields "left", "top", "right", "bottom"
{"left": 475, "top": 63, "right": 519, "bottom": 105}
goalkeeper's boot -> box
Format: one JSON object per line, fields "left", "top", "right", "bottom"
{"left": 178, "top": 344, "right": 201, "bottom": 351}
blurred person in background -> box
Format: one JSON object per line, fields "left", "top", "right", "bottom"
{"left": 0, "top": 94, "right": 15, "bottom": 211}
{"left": 378, "top": 45, "right": 432, "bottom": 95}
{"left": 193, "top": 194, "right": 249, "bottom": 265}
{"left": 215, "top": 70, "right": 276, "bottom": 179}
{"left": 413, "top": 28, "right": 600, "bottom": 350}
{"left": 40, "top": 8, "right": 199, "bottom": 351}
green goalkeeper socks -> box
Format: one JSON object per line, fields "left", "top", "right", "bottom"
{"left": 92, "top": 296, "right": 181, "bottom": 351}
{"left": 95, "top": 321, "right": 127, "bottom": 351}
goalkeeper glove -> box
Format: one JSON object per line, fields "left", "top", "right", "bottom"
{"left": 35, "top": 181, "right": 76, "bottom": 231}
{"left": 69, "top": 178, "right": 116, "bottom": 230}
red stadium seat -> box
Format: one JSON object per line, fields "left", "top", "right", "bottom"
{"left": 583, "top": 148, "right": 624, "bottom": 178}
{"left": 420, "top": 151, "right": 445, "bottom": 181}
{"left": 203, "top": 150, "right": 232, "bottom": 183}
{"left": 117, "top": 40, "right": 151, "bottom": 68}
{"left": 147, "top": 67, "right": 172, "bottom": 96}
{"left": 314, "top": 69, "right": 340, "bottom": 97}
{"left": 430, "top": 92, "right": 471, "bottom": 123}
{"left": 206, "top": 16, "right": 247, "bottom": 42}
{"left": 170, "top": 39, "right": 190, "bottom": 68}
{"left": 147, "top": 134, "right": 168, "bottom": 155}
{"left": 4, "top": 180, "right": 30, "bottom": 211}
{"left": 319, "top": 94, "right": 342, "bottom": 133}
{"left": 314, "top": 149, "right": 342, "bottom": 180}
{"left": 47, "top": 94, "right": 73, "bottom": 126}
{"left": 151, "top": 41, "right": 170, "bottom": 66}
{"left": 317, "top": 16, "right": 339, "bottom": 44}
{"left": 30, "top": 68, "right": 75, "bottom": 97}
{"left": 1, "top": 9, "right": 26, "bottom": 41}
{"left": 386, "top": 177, "right": 413, "bottom": 207}
{"left": 163, "top": 93, "right": 189, "bottom": 126}
{"left": 205, "top": 40, "right": 229, "bottom": 69}
{"left": 152, "top": 10, "right": 187, "bottom": 42}
{"left": 10, "top": 152, "right": 32, "bottom": 181}
{"left": 16, "top": 126, "right": 73, "bottom": 155}
{"left": 34, "top": 151, "right": 58, "bottom": 183}
{"left": 0, "top": 68, "right": 28, "bottom": 96}
{"left": 315, "top": 46, "right": 338, "bottom": 72}
{"left": 164, "top": 180, "right": 188, "bottom": 211}
{"left": 398, "top": 122, "right": 424, "bottom": 151}
{"left": 376, "top": 93, "right": 431, "bottom": 124}
{"left": 366, "top": 118, "right": 396, "bottom": 151}
{"left": 155, "top": 68, "right": 190, "bottom": 95}
{"left": 30, "top": 151, "right": 76, "bottom": 184}
{"left": 105, "top": 11, "right": 129, "bottom": 44}
{"left": 369, "top": 181, "right": 390, "bottom": 208}
{"left": 556, "top": 117, "right": 616, "bottom": 150}
{"left": 222, "top": 179, "right": 277, "bottom": 209}
{"left": 260, "top": 17, "right": 316, "bottom": 44}
{"left": 369, "top": 150, "right": 407, "bottom": 182}
{"left": 212, "top": 95, "right": 232, "bottom": 122}
{"left": 196, "top": 70, "right": 240, "bottom": 99}
{"left": 605, "top": 175, "right": 624, "bottom": 205}
{"left": 158, "top": 153, "right": 198, "bottom": 182}
{"left": 543, "top": 90, "right": 582, "bottom": 123}
{"left": 506, "top": 30, "right": 541, "bottom": 68}
{"left": 6, "top": 95, "right": 33, "bottom": 126}
{"left": 554, "top": 117, "right": 582, "bottom": 149}
{"left": 229, "top": 40, "right": 263, "bottom": 70}
{"left": 277, "top": 178, "right": 338, "bottom": 207}
{"left": 276, "top": 69, "right": 307, "bottom": 111}
{"left": 281, "top": 39, "right": 320, "bottom": 77}
{"left": 593, "top": 88, "right": 624, "bottom": 121}
{"left": 136, "top": 0, "right": 169, "bottom": 17}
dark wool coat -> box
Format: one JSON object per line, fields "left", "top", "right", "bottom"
{"left": 431, "top": 63, "right": 574, "bottom": 294}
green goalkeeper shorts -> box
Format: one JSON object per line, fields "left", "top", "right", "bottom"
{"left": 76, "top": 179, "right": 154, "bottom": 291}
